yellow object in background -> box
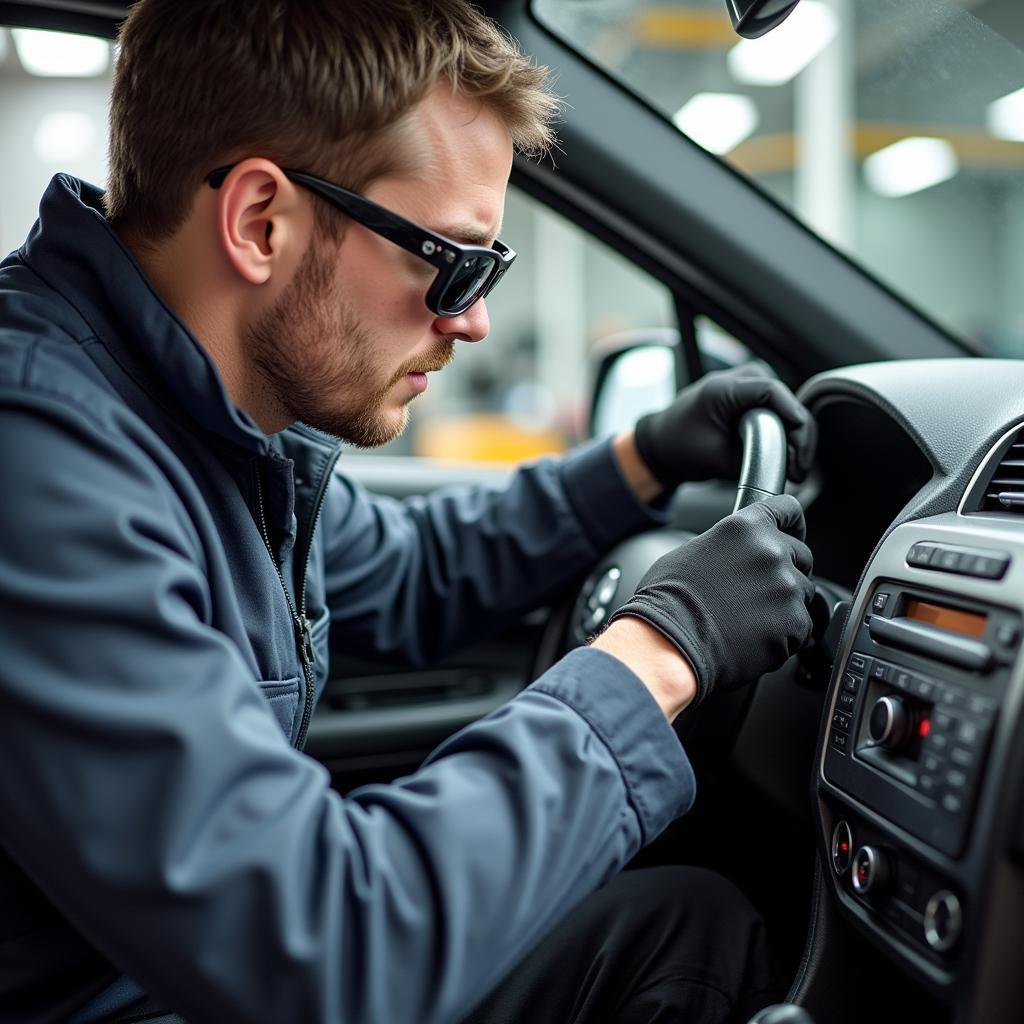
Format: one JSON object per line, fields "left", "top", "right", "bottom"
{"left": 415, "top": 414, "right": 566, "bottom": 464}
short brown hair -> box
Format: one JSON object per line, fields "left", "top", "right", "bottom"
{"left": 105, "top": 0, "right": 557, "bottom": 241}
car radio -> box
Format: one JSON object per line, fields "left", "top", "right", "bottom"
{"left": 824, "top": 578, "right": 1019, "bottom": 859}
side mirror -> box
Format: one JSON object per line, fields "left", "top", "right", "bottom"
{"left": 725, "top": 0, "right": 802, "bottom": 39}
{"left": 589, "top": 330, "right": 682, "bottom": 439}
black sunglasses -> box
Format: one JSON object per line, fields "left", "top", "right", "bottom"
{"left": 207, "top": 164, "right": 516, "bottom": 317}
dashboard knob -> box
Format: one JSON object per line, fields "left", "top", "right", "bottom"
{"left": 852, "top": 845, "right": 890, "bottom": 897}
{"left": 923, "top": 890, "right": 962, "bottom": 953}
{"left": 868, "top": 695, "right": 911, "bottom": 750}
{"left": 831, "top": 820, "right": 853, "bottom": 876}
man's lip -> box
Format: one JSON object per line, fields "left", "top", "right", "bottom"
{"left": 407, "top": 371, "right": 428, "bottom": 394}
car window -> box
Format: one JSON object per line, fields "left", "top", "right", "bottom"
{"left": 0, "top": 24, "right": 679, "bottom": 465}
{"left": 534, "top": 0, "right": 1024, "bottom": 357}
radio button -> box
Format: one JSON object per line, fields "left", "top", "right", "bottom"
{"left": 832, "top": 711, "right": 852, "bottom": 732}
{"left": 956, "top": 720, "right": 980, "bottom": 745}
{"left": 892, "top": 669, "right": 913, "bottom": 692}
{"left": 933, "top": 710, "right": 955, "bottom": 732}
{"left": 849, "top": 652, "right": 869, "bottom": 674}
{"left": 995, "top": 622, "right": 1020, "bottom": 649}
{"left": 941, "top": 793, "right": 964, "bottom": 814}
{"left": 907, "top": 543, "right": 936, "bottom": 566}
{"left": 919, "top": 774, "right": 939, "bottom": 797}
{"left": 945, "top": 768, "right": 969, "bottom": 790}
{"left": 968, "top": 554, "right": 1009, "bottom": 580}
{"left": 873, "top": 592, "right": 891, "bottom": 613}
{"left": 831, "top": 730, "right": 849, "bottom": 752}
{"left": 936, "top": 549, "right": 962, "bottom": 572}
{"left": 967, "top": 695, "right": 997, "bottom": 718}
{"left": 950, "top": 746, "right": 976, "bottom": 768}
{"left": 930, "top": 732, "right": 950, "bottom": 753}
{"left": 922, "top": 753, "right": 943, "bottom": 774}
{"left": 838, "top": 691, "right": 857, "bottom": 711}
{"left": 870, "top": 662, "right": 891, "bottom": 683}
{"left": 843, "top": 672, "right": 862, "bottom": 694}
{"left": 912, "top": 676, "right": 937, "bottom": 701}
{"left": 939, "top": 690, "right": 966, "bottom": 710}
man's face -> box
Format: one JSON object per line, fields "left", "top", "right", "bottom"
{"left": 246, "top": 86, "right": 514, "bottom": 445}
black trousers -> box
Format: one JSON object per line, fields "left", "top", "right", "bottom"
{"left": 110, "top": 866, "right": 780, "bottom": 1024}
{"left": 463, "top": 865, "right": 783, "bottom": 1024}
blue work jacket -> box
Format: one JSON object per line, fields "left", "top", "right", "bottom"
{"left": 0, "top": 176, "right": 695, "bottom": 1024}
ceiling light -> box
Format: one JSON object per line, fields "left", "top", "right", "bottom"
{"left": 863, "top": 137, "right": 959, "bottom": 198}
{"left": 673, "top": 93, "right": 759, "bottom": 154}
{"left": 987, "top": 86, "right": 1024, "bottom": 142}
{"left": 33, "top": 111, "right": 96, "bottom": 162}
{"left": 12, "top": 28, "right": 110, "bottom": 77}
{"left": 727, "top": 1, "right": 839, "bottom": 87}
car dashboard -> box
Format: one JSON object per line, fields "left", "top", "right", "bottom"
{"left": 795, "top": 359, "right": 1024, "bottom": 1024}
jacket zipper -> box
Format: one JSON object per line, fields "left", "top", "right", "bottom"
{"left": 254, "top": 447, "right": 342, "bottom": 750}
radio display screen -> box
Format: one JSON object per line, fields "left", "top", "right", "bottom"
{"left": 904, "top": 598, "right": 987, "bottom": 638}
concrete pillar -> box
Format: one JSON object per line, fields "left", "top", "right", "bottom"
{"left": 795, "top": 0, "right": 855, "bottom": 252}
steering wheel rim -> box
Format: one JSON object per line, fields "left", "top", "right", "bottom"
{"left": 734, "top": 409, "right": 788, "bottom": 512}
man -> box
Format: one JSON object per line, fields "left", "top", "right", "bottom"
{"left": 0, "top": 2, "right": 816, "bottom": 1022}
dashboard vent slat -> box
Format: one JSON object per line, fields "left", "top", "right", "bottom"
{"left": 976, "top": 426, "right": 1024, "bottom": 514}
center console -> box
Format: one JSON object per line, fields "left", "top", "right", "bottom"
{"left": 817, "top": 513, "right": 1024, "bottom": 991}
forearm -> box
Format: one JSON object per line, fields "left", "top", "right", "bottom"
{"left": 611, "top": 430, "right": 665, "bottom": 505}
{"left": 323, "top": 440, "right": 669, "bottom": 665}
{"left": 591, "top": 615, "right": 698, "bottom": 722}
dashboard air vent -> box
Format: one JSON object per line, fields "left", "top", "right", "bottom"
{"left": 980, "top": 428, "right": 1024, "bottom": 513}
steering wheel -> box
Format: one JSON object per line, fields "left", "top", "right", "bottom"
{"left": 530, "top": 409, "right": 791, "bottom": 717}
{"left": 733, "top": 409, "right": 788, "bottom": 512}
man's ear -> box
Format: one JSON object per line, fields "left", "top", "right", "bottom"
{"left": 213, "top": 158, "right": 308, "bottom": 285}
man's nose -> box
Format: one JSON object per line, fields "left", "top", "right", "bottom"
{"left": 434, "top": 298, "right": 489, "bottom": 343}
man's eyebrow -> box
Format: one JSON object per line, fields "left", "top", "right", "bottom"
{"left": 436, "top": 225, "right": 499, "bottom": 247}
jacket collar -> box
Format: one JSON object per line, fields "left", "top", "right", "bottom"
{"left": 20, "top": 174, "right": 269, "bottom": 456}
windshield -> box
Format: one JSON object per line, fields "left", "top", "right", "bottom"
{"left": 535, "top": 0, "right": 1024, "bottom": 356}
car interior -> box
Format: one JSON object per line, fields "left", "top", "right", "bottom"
{"left": 3, "top": 0, "right": 1024, "bottom": 1021}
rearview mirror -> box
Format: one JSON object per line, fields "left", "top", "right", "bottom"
{"left": 725, "top": 0, "right": 802, "bottom": 39}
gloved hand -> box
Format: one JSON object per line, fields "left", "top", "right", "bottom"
{"left": 633, "top": 364, "right": 816, "bottom": 491}
{"left": 607, "top": 494, "right": 814, "bottom": 706}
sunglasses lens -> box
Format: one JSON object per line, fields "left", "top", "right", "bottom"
{"left": 440, "top": 255, "right": 494, "bottom": 314}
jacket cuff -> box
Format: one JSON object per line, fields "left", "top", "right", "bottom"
{"left": 530, "top": 646, "right": 695, "bottom": 845}
{"left": 558, "top": 438, "right": 669, "bottom": 553}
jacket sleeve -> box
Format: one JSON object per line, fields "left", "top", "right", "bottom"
{"left": 321, "top": 438, "right": 667, "bottom": 665}
{"left": 0, "top": 398, "right": 695, "bottom": 1024}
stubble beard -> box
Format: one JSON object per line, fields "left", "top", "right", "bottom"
{"left": 246, "top": 235, "right": 455, "bottom": 447}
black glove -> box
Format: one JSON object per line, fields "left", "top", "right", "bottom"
{"left": 633, "top": 364, "right": 816, "bottom": 491}
{"left": 607, "top": 494, "right": 814, "bottom": 706}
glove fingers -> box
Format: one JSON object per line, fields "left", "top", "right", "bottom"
{"left": 758, "top": 493, "right": 807, "bottom": 542}
{"left": 786, "top": 413, "right": 817, "bottom": 482}
{"left": 790, "top": 537, "right": 814, "bottom": 576}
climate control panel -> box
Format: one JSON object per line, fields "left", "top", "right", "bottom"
{"left": 828, "top": 812, "right": 965, "bottom": 959}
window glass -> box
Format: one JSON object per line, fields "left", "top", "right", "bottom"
{"left": 534, "top": 0, "right": 1024, "bottom": 357}
{"left": 695, "top": 316, "right": 753, "bottom": 372}
{"left": 0, "top": 25, "right": 675, "bottom": 464}
{"left": 0, "top": 28, "right": 113, "bottom": 253}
